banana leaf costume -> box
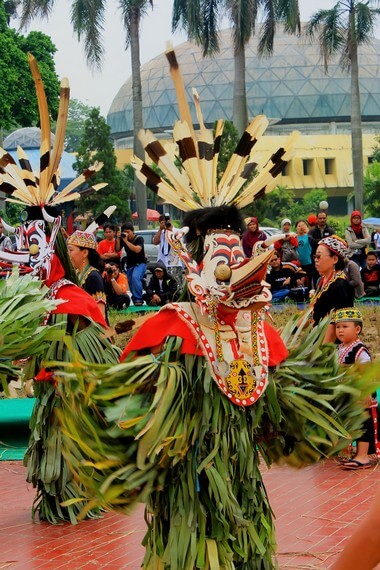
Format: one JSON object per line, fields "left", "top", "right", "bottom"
{"left": 0, "top": 55, "right": 120, "bottom": 523}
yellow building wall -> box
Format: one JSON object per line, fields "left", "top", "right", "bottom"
{"left": 114, "top": 132, "right": 378, "bottom": 199}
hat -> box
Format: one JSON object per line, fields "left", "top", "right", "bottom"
{"left": 281, "top": 218, "right": 291, "bottom": 228}
{"left": 318, "top": 235, "right": 349, "bottom": 260}
{"left": 67, "top": 231, "right": 98, "bottom": 250}
{"left": 333, "top": 308, "right": 363, "bottom": 324}
{"left": 307, "top": 214, "right": 317, "bottom": 225}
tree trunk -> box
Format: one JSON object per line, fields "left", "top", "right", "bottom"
{"left": 233, "top": 45, "right": 248, "bottom": 135}
{"left": 130, "top": 7, "right": 147, "bottom": 229}
{"left": 350, "top": 44, "right": 364, "bottom": 213}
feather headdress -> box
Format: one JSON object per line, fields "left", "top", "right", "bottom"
{"left": 0, "top": 54, "right": 106, "bottom": 210}
{"left": 132, "top": 48, "right": 299, "bottom": 212}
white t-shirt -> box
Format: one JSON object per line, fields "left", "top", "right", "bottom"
{"left": 157, "top": 228, "right": 182, "bottom": 267}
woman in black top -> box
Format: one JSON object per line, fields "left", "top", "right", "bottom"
{"left": 310, "top": 235, "right": 354, "bottom": 342}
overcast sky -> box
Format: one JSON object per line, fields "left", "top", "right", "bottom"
{"left": 13, "top": 0, "right": 374, "bottom": 117}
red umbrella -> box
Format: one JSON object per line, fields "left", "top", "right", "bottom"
{"left": 132, "top": 209, "right": 161, "bottom": 222}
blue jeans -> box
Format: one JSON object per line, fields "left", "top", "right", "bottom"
{"left": 272, "top": 288, "right": 290, "bottom": 301}
{"left": 126, "top": 263, "right": 146, "bottom": 303}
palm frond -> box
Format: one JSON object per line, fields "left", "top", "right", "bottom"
{"left": 70, "top": 0, "right": 106, "bottom": 68}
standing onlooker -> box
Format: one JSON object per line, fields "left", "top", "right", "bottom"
{"left": 0, "top": 220, "right": 13, "bottom": 251}
{"left": 274, "top": 219, "right": 299, "bottom": 263}
{"left": 242, "top": 217, "right": 268, "bottom": 257}
{"left": 309, "top": 236, "right": 354, "bottom": 342}
{"left": 67, "top": 230, "right": 107, "bottom": 319}
{"left": 308, "top": 211, "right": 335, "bottom": 249}
{"left": 103, "top": 261, "right": 130, "bottom": 310}
{"left": 143, "top": 261, "right": 178, "bottom": 306}
{"left": 295, "top": 219, "right": 313, "bottom": 286}
{"left": 373, "top": 228, "right": 380, "bottom": 251}
{"left": 345, "top": 211, "right": 371, "bottom": 268}
{"left": 153, "top": 214, "right": 183, "bottom": 285}
{"left": 309, "top": 211, "right": 335, "bottom": 286}
{"left": 116, "top": 222, "right": 147, "bottom": 306}
{"left": 361, "top": 251, "right": 380, "bottom": 297}
{"left": 97, "top": 222, "right": 121, "bottom": 263}
{"left": 307, "top": 214, "right": 317, "bottom": 230}
{"left": 344, "top": 258, "right": 365, "bottom": 299}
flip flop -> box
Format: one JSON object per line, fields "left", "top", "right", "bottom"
{"left": 341, "top": 459, "right": 372, "bottom": 470}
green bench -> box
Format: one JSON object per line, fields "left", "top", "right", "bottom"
{"left": 0, "top": 398, "right": 35, "bottom": 460}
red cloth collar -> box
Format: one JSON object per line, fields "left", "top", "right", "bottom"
{"left": 120, "top": 307, "right": 288, "bottom": 367}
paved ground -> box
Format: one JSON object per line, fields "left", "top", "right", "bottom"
{"left": 0, "top": 459, "right": 379, "bottom": 569}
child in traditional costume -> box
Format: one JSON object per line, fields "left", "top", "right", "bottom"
{"left": 334, "top": 308, "right": 379, "bottom": 470}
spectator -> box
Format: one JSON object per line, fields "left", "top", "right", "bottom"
{"left": 344, "top": 258, "right": 365, "bottom": 299}
{"left": 153, "top": 214, "right": 183, "bottom": 286}
{"left": 115, "top": 222, "right": 147, "bottom": 306}
{"left": 307, "top": 214, "right": 317, "bottom": 229}
{"left": 308, "top": 210, "right": 335, "bottom": 250}
{"left": 242, "top": 217, "right": 268, "bottom": 257}
{"left": 103, "top": 261, "right": 130, "bottom": 310}
{"left": 372, "top": 228, "right": 380, "bottom": 251}
{"left": 67, "top": 230, "right": 107, "bottom": 319}
{"left": 361, "top": 251, "right": 380, "bottom": 297}
{"left": 288, "top": 268, "right": 310, "bottom": 302}
{"left": 274, "top": 219, "right": 299, "bottom": 263}
{"left": 345, "top": 211, "right": 371, "bottom": 269}
{"left": 97, "top": 222, "right": 121, "bottom": 263}
{"left": 143, "top": 261, "right": 178, "bottom": 306}
{"left": 309, "top": 211, "right": 335, "bottom": 286}
{"left": 309, "top": 236, "right": 354, "bottom": 342}
{"left": 295, "top": 219, "right": 313, "bottom": 286}
{"left": 0, "top": 220, "right": 13, "bottom": 252}
{"left": 266, "top": 252, "right": 297, "bottom": 301}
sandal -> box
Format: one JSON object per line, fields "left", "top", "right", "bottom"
{"left": 341, "top": 459, "right": 372, "bottom": 470}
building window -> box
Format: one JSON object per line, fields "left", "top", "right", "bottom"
{"left": 324, "top": 158, "right": 334, "bottom": 175}
{"left": 303, "top": 159, "right": 312, "bottom": 176}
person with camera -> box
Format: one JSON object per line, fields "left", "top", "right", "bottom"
{"left": 115, "top": 222, "right": 147, "bottom": 306}
{"left": 103, "top": 261, "right": 130, "bottom": 310}
{"left": 153, "top": 213, "right": 183, "bottom": 285}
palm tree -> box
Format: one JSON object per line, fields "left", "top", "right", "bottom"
{"left": 172, "top": 0, "right": 300, "bottom": 134}
{"left": 18, "top": 0, "right": 153, "bottom": 229}
{"left": 3, "top": 0, "right": 20, "bottom": 24}
{"left": 307, "top": 0, "right": 380, "bottom": 214}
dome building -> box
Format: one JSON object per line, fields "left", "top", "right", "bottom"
{"left": 107, "top": 26, "right": 380, "bottom": 214}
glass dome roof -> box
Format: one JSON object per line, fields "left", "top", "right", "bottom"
{"left": 107, "top": 26, "right": 380, "bottom": 140}
{"left": 3, "top": 127, "right": 76, "bottom": 187}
